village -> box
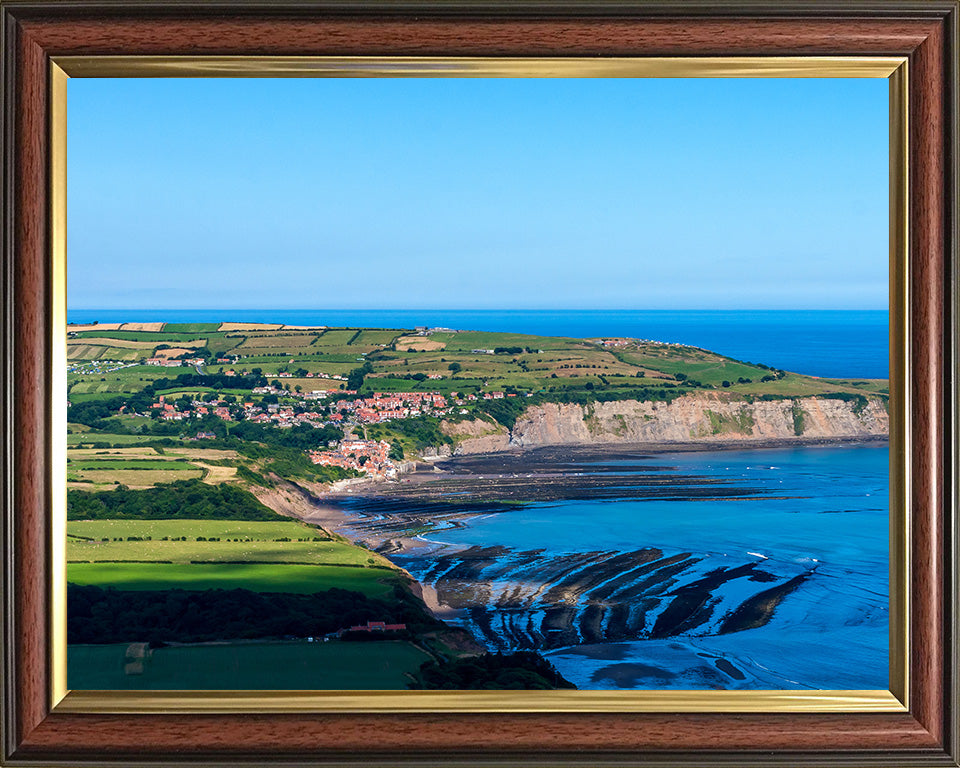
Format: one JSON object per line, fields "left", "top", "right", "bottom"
{"left": 131, "top": 383, "right": 493, "bottom": 480}
{"left": 71, "top": 329, "right": 545, "bottom": 481}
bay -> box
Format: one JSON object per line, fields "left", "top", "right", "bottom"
{"left": 383, "top": 443, "right": 889, "bottom": 690}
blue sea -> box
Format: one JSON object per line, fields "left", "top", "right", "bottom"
{"left": 390, "top": 444, "right": 889, "bottom": 690}
{"left": 67, "top": 308, "right": 889, "bottom": 380}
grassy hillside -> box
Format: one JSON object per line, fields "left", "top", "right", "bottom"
{"left": 68, "top": 321, "right": 886, "bottom": 402}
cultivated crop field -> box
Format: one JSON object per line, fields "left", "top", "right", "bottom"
{"left": 68, "top": 365, "right": 181, "bottom": 398}
{"left": 234, "top": 334, "right": 320, "bottom": 352}
{"left": 70, "top": 468, "right": 205, "bottom": 490}
{"left": 65, "top": 444, "right": 236, "bottom": 488}
{"left": 312, "top": 329, "right": 360, "bottom": 347}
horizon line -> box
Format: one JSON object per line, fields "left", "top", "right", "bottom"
{"left": 66, "top": 307, "right": 891, "bottom": 313}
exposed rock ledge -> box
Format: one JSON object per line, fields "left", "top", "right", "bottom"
{"left": 442, "top": 393, "right": 888, "bottom": 455}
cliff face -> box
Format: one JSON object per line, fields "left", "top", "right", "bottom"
{"left": 440, "top": 417, "right": 511, "bottom": 455}
{"left": 444, "top": 393, "right": 888, "bottom": 454}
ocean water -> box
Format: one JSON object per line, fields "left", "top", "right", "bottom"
{"left": 395, "top": 443, "right": 889, "bottom": 690}
{"left": 66, "top": 309, "right": 889, "bottom": 379}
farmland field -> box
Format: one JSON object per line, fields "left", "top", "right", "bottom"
{"left": 66, "top": 519, "right": 388, "bottom": 568}
{"left": 67, "top": 433, "right": 174, "bottom": 446}
{"left": 352, "top": 329, "right": 402, "bottom": 346}
{"left": 439, "top": 330, "right": 586, "bottom": 352}
{"left": 64, "top": 322, "right": 887, "bottom": 404}
{"left": 163, "top": 322, "right": 222, "bottom": 332}
{"left": 67, "top": 344, "right": 109, "bottom": 361}
{"left": 311, "top": 329, "right": 360, "bottom": 347}
{"left": 68, "top": 365, "right": 182, "bottom": 396}
{"left": 66, "top": 562, "right": 402, "bottom": 597}
{"left": 67, "top": 640, "right": 431, "bottom": 690}
{"left": 219, "top": 322, "right": 282, "bottom": 331}
{"left": 70, "top": 468, "right": 205, "bottom": 489}
{"left": 71, "top": 337, "right": 188, "bottom": 350}
{"left": 72, "top": 330, "right": 222, "bottom": 342}
{"left": 205, "top": 336, "right": 245, "bottom": 355}
{"left": 69, "top": 457, "right": 196, "bottom": 471}
{"left": 234, "top": 334, "right": 319, "bottom": 352}
{"left": 65, "top": 444, "right": 244, "bottom": 488}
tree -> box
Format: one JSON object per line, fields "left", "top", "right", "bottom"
{"left": 347, "top": 362, "right": 373, "bottom": 391}
{"left": 448, "top": 362, "right": 462, "bottom": 374}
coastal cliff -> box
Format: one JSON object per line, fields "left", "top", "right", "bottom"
{"left": 442, "top": 393, "right": 888, "bottom": 454}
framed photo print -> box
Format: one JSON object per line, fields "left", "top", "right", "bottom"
{"left": 1, "top": 2, "right": 957, "bottom": 766}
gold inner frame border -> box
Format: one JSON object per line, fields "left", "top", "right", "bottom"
{"left": 48, "top": 54, "right": 910, "bottom": 715}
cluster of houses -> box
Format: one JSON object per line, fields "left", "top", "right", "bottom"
{"left": 148, "top": 396, "right": 239, "bottom": 423}
{"left": 148, "top": 393, "right": 335, "bottom": 430}
{"left": 598, "top": 338, "right": 635, "bottom": 348}
{"left": 137, "top": 383, "right": 498, "bottom": 435}
{"left": 308, "top": 439, "right": 396, "bottom": 478}
{"left": 144, "top": 357, "right": 206, "bottom": 367}
{"left": 596, "top": 337, "right": 683, "bottom": 349}
{"left": 326, "top": 391, "right": 451, "bottom": 425}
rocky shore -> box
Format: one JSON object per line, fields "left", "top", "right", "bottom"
{"left": 304, "top": 440, "right": 884, "bottom": 657}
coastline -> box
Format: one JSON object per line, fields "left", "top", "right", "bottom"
{"left": 251, "top": 432, "right": 889, "bottom": 689}
{"left": 293, "top": 433, "right": 888, "bottom": 557}
{"left": 452, "top": 433, "right": 890, "bottom": 458}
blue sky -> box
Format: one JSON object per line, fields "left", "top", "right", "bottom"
{"left": 67, "top": 77, "right": 888, "bottom": 310}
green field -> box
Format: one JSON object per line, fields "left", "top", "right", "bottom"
{"left": 67, "top": 640, "right": 431, "bottom": 690}
{"left": 67, "top": 432, "right": 168, "bottom": 446}
{"left": 73, "top": 330, "right": 225, "bottom": 343}
{"left": 67, "top": 344, "right": 110, "bottom": 361}
{"left": 66, "top": 519, "right": 387, "bottom": 568}
{"left": 353, "top": 329, "right": 402, "bottom": 346}
{"left": 205, "top": 336, "right": 245, "bottom": 355}
{"left": 68, "top": 344, "right": 142, "bottom": 362}
{"left": 70, "top": 458, "right": 194, "bottom": 470}
{"left": 162, "top": 322, "right": 222, "bottom": 332}
{"left": 312, "top": 329, "right": 362, "bottom": 347}
{"left": 235, "top": 334, "right": 319, "bottom": 354}
{"left": 729, "top": 373, "right": 889, "bottom": 398}
{"left": 438, "top": 330, "right": 586, "bottom": 352}
{"left": 68, "top": 365, "right": 181, "bottom": 397}
{"left": 67, "top": 562, "right": 402, "bottom": 597}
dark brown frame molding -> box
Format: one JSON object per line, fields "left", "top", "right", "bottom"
{"left": 1, "top": 2, "right": 958, "bottom": 766}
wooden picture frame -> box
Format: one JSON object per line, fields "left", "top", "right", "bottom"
{"left": 1, "top": 2, "right": 957, "bottom": 765}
